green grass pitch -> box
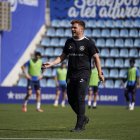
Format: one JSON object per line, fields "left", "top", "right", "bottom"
{"left": 0, "top": 104, "right": 140, "bottom": 140}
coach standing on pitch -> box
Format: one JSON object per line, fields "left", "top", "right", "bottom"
{"left": 43, "top": 20, "right": 104, "bottom": 132}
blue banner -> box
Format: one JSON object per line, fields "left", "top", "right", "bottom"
{"left": 0, "top": 0, "right": 45, "bottom": 83}
{"left": 0, "top": 87, "right": 140, "bottom": 106}
{"left": 50, "top": 0, "right": 140, "bottom": 20}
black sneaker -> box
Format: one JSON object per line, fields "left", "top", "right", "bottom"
{"left": 88, "top": 106, "right": 91, "bottom": 109}
{"left": 70, "top": 127, "right": 85, "bottom": 132}
{"left": 82, "top": 116, "right": 89, "bottom": 129}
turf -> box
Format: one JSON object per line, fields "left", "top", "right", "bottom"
{"left": 0, "top": 104, "right": 140, "bottom": 140}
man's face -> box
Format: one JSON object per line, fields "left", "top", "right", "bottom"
{"left": 71, "top": 23, "right": 83, "bottom": 38}
{"left": 35, "top": 55, "right": 41, "bottom": 60}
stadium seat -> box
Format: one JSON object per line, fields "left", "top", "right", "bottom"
{"left": 110, "top": 48, "right": 119, "bottom": 57}
{"left": 119, "top": 69, "right": 127, "bottom": 78}
{"left": 110, "top": 69, "right": 119, "bottom": 78}
{"left": 124, "top": 19, "right": 133, "bottom": 28}
{"left": 96, "top": 20, "right": 105, "bottom": 28}
{"left": 17, "top": 77, "right": 27, "bottom": 87}
{"left": 42, "top": 57, "right": 48, "bottom": 63}
{"left": 134, "top": 39, "right": 140, "bottom": 47}
{"left": 135, "top": 59, "right": 140, "bottom": 67}
{"left": 120, "top": 49, "right": 129, "bottom": 57}
{"left": 87, "top": 20, "right": 96, "bottom": 28}
{"left": 105, "top": 80, "right": 114, "bottom": 88}
{"left": 52, "top": 68, "right": 57, "bottom": 76}
{"left": 100, "top": 48, "right": 109, "bottom": 57}
{"left": 51, "top": 19, "right": 60, "bottom": 27}
{"left": 102, "top": 68, "right": 109, "bottom": 78}
{"left": 124, "top": 59, "right": 130, "bottom": 67}
{"left": 92, "top": 29, "right": 101, "bottom": 37}
{"left": 59, "top": 19, "right": 71, "bottom": 28}
{"left": 40, "top": 79, "right": 47, "bottom": 87}
{"left": 101, "top": 58, "right": 105, "bottom": 67}
{"left": 44, "top": 48, "right": 54, "bottom": 56}
{"left": 133, "top": 19, "right": 140, "bottom": 28}
{"left": 105, "top": 20, "right": 114, "bottom": 28}
{"left": 43, "top": 68, "right": 52, "bottom": 77}
{"left": 54, "top": 48, "right": 62, "bottom": 56}
{"left": 41, "top": 38, "right": 51, "bottom": 46}
{"left": 65, "top": 29, "right": 71, "bottom": 37}
{"left": 124, "top": 39, "right": 133, "bottom": 48}
{"left": 36, "top": 47, "right": 45, "bottom": 55}
{"left": 110, "top": 29, "right": 120, "bottom": 37}
{"left": 106, "top": 39, "right": 115, "bottom": 47}
{"left": 105, "top": 58, "right": 114, "bottom": 67}
{"left": 114, "top": 20, "right": 124, "bottom": 28}
{"left": 115, "top": 39, "right": 124, "bottom": 48}
{"left": 55, "top": 28, "right": 65, "bottom": 37}
{"left": 46, "top": 28, "right": 56, "bottom": 37}
{"left": 114, "top": 58, "right": 124, "bottom": 68}
{"left": 59, "top": 38, "right": 67, "bottom": 46}
{"left": 120, "top": 29, "right": 129, "bottom": 37}
{"left": 84, "top": 29, "right": 92, "bottom": 37}
{"left": 50, "top": 38, "right": 59, "bottom": 47}
{"left": 114, "top": 80, "right": 123, "bottom": 88}
{"left": 129, "top": 29, "right": 139, "bottom": 37}
{"left": 46, "top": 79, "right": 56, "bottom": 87}
{"left": 101, "top": 29, "right": 110, "bottom": 37}
{"left": 129, "top": 49, "right": 138, "bottom": 57}
{"left": 96, "top": 39, "right": 106, "bottom": 48}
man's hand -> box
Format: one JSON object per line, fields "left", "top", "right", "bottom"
{"left": 42, "top": 62, "right": 53, "bottom": 69}
{"left": 99, "top": 73, "right": 105, "bottom": 83}
{"left": 38, "top": 75, "right": 43, "bottom": 80}
{"left": 25, "top": 73, "right": 31, "bottom": 80}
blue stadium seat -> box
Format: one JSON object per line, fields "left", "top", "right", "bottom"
{"left": 59, "top": 38, "right": 67, "bottom": 46}
{"left": 110, "top": 69, "right": 119, "bottom": 78}
{"left": 133, "top": 19, "right": 140, "bottom": 28}
{"left": 36, "top": 47, "right": 45, "bottom": 55}
{"left": 105, "top": 20, "right": 114, "bottom": 28}
{"left": 120, "top": 29, "right": 129, "bottom": 37}
{"left": 43, "top": 68, "right": 52, "bottom": 77}
{"left": 96, "top": 20, "right": 105, "bottom": 28}
{"left": 42, "top": 57, "right": 48, "bottom": 63}
{"left": 106, "top": 39, "right": 115, "bottom": 47}
{"left": 110, "top": 29, "right": 120, "bottom": 37}
{"left": 101, "top": 58, "right": 105, "bottom": 67}
{"left": 114, "top": 58, "right": 124, "bottom": 68}
{"left": 54, "top": 48, "right": 62, "bottom": 56}
{"left": 119, "top": 69, "right": 127, "bottom": 78}
{"left": 96, "top": 39, "right": 106, "bottom": 48}
{"left": 51, "top": 19, "right": 60, "bottom": 27}
{"left": 50, "top": 38, "right": 59, "bottom": 47}
{"left": 124, "top": 59, "right": 129, "bottom": 67}
{"left": 64, "top": 29, "right": 71, "bottom": 37}
{"left": 84, "top": 29, "right": 92, "bottom": 37}
{"left": 115, "top": 39, "right": 124, "bottom": 48}
{"left": 44, "top": 48, "right": 54, "bottom": 56}
{"left": 114, "top": 80, "right": 123, "bottom": 88}
{"left": 129, "top": 49, "right": 138, "bottom": 57}
{"left": 101, "top": 29, "right": 110, "bottom": 37}
{"left": 129, "top": 29, "right": 139, "bottom": 37}
{"left": 52, "top": 68, "right": 57, "bottom": 76}
{"left": 55, "top": 28, "right": 65, "bottom": 37}
{"left": 87, "top": 20, "right": 96, "bottom": 28}
{"left": 40, "top": 79, "right": 47, "bottom": 87}
{"left": 41, "top": 38, "right": 50, "bottom": 46}
{"left": 92, "top": 29, "right": 101, "bottom": 37}
{"left": 46, "top": 79, "right": 56, "bottom": 87}
{"left": 102, "top": 68, "right": 109, "bottom": 78}
{"left": 46, "top": 28, "right": 56, "bottom": 37}
{"left": 124, "top": 19, "right": 134, "bottom": 28}
{"left": 110, "top": 49, "right": 119, "bottom": 57}
{"left": 135, "top": 59, "right": 140, "bottom": 67}
{"left": 120, "top": 49, "right": 129, "bottom": 57}
{"left": 134, "top": 39, "right": 140, "bottom": 47}
{"left": 17, "top": 77, "right": 27, "bottom": 87}
{"left": 105, "top": 58, "right": 114, "bottom": 67}
{"left": 59, "top": 20, "right": 71, "bottom": 28}
{"left": 114, "top": 20, "right": 124, "bottom": 28}
{"left": 101, "top": 48, "right": 110, "bottom": 57}
{"left": 124, "top": 39, "right": 133, "bottom": 48}
{"left": 105, "top": 80, "right": 114, "bottom": 88}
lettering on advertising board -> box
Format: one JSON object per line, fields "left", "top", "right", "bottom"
{"left": 68, "top": 0, "right": 140, "bottom": 19}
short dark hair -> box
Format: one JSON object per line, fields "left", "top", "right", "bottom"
{"left": 71, "top": 20, "right": 85, "bottom": 29}
{"left": 35, "top": 51, "right": 41, "bottom": 57}
{"left": 130, "top": 58, "right": 135, "bottom": 64}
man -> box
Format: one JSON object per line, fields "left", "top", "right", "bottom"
{"left": 54, "top": 62, "right": 67, "bottom": 107}
{"left": 43, "top": 20, "right": 104, "bottom": 132}
{"left": 88, "top": 62, "right": 99, "bottom": 109}
{"left": 124, "top": 58, "right": 140, "bottom": 111}
{"left": 21, "top": 52, "right": 44, "bottom": 112}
